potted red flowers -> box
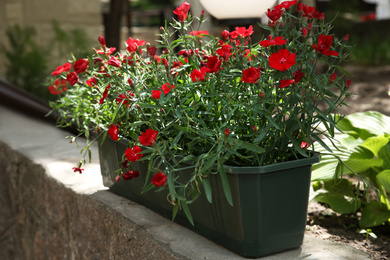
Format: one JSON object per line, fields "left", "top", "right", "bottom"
{"left": 49, "top": 1, "right": 351, "bottom": 257}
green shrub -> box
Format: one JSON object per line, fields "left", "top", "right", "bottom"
{"left": 312, "top": 111, "right": 390, "bottom": 228}
{"left": 1, "top": 22, "right": 91, "bottom": 101}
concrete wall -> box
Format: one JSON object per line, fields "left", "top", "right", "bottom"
{"left": 0, "top": 0, "right": 102, "bottom": 76}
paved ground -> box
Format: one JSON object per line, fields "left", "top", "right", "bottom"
{"left": 0, "top": 102, "right": 373, "bottom": 259}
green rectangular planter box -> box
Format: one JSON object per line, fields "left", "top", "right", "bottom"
{"left": 98, "top": 137, "right": 320, "bottom": 258}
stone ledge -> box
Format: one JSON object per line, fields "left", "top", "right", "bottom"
{"left": 0, "top": 105, "right": 371, "bottom": 260}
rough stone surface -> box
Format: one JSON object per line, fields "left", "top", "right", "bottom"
{"left": 0, "top": 141, "right": 181, "bottom": 260}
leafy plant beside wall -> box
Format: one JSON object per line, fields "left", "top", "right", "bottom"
{"left": 312, "top": 111, "right": 390, "bottom": 228}
{"left": 1, "top": 25, "right": 48, "bottom": 96}
{"left": 1, "top": 22, "right": 91, "bottom": 101}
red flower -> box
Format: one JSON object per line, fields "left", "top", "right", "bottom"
{"left": 221, "top": 30, "right": 230, "bottom": 40}
{"left": 48, "top": 79, "right": 68, "bottom": 95}
{"left": 107, "top": 56, "right": 122, "bottom": 68}
{"left": 173, "top": 2, "right": 190, "bottom": 22}
{"left": 178, "top": 49, "right": 194, "bottom": 57}
{"left": 128, "top": 78, "right": 134, "bottom": 86}
{"left": 216, "top": 44, "right": 232, "bottom": 61}
{"left": 99, "top": 84, "right": 111, "bottom": 104}
{"left": 139, "top": 128, "right": 158, "bottom": 146}
{"left": 51, "top": 62, "right": 71, "bottom": 75}
{"left": 147, "top": 45, "right": 157, "bottom": 57}
{"left": 259, "top": 36, "right": 287, "bottom": 48}
{"left": 152, "top": 83, "right": 175, "bottom": 99}
{"left": 224, "top": 128, "right": 230, "bottom": 136}
{"left": 300, "top": 4, "right": 316, "bottom": 18}
{"left": 266, "top": 7, "right": 284, "bottom": 22}
{"left": 151, "top": 171, "right": 168, "bottom": 187}
{"left": 86, "top": 77, "right": 97, "bottom": 87}
{"left": 72, "top": 167, "right": 84, "bottom": 174}
{"left": 330, "top": 73, "right": 337, "bottom": 82}
{"left": 279, "top": 79, "right": 295, "bottom": 88}
{"left": 204, "top": 56, "right": 223, "bottom": 73}
{"left": 312, "top": 34, "right": 339, "bottom": 56}
{"left": 125, "top": 146, "right": 143, "bottom": 162}
{"left": 73, "top": 58, "right": 89, "bottom": 74}
{"left": 116, "top": 91, "right": 134, "bottom": 106}
{"left": 190, "top": 30, "right": 209, "bottom": 37}
{"left": 98, "top": 36, "right": 106, "bottom": 47}
{"left": 293, "top": 69, "right": 304, "bottom": 83}
{"left": 170, "top": 61, "right": 183, "bottom": 76}
{"left": 300, "top": 141, "right": 309, "bottom": 149}
{"left": 123, "top": 170, "right": 140, "bottom": 181}
{"left": 268, "top": 49, "right": 296, "bottom": 71}
{"left": 233, "top": 25, "right": 253, "bottom": 38}
{"left": 163, "top": 58, "right": 169, "bottom": 67}
{"left": 275, "top": 0, "right": 297, "bottom": 9}
{"left": 96, "top": 47, "right": 116, "bottom": 55}
{"left": 126, "top": 37, "right": 145, "bottom": 53}
{"left": 67, "top": 71, "right": 79, "bottom": 86}
{"left": 190, "top": 68, "right": 206, "bottom": 82}
{"left": 241, "top": 67, "right": 261, "bottom": 83}
{"left": 108, "top": 124, "right": 119, "bottom": 141}
{"left": 301, "top": 27, "right": 308, "bottom": 38}
{"left": 346, "top": 80, "right": 352, "bottom": 88}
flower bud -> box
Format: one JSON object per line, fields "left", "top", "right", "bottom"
{"left": 98, "top": 36, "right": 106, "bottom": 47}
{"left": 301, "top": 27, "right": 308, "bottom": 38}
{"left": 163, "top": 58, "right": 168, "bottom": 67}
{"left": 221, "top": 30, "right": 230, "bottom": 40}
{"left": 329, "top": 73, "right": 337, "bottom": 83}
{"left": 346, "top": 79, "right": 352, "bottom": 88}
{"left": 128, "top": 78, "right": 134, "bottom": 86}
{"left": 224, "top": 128, "right": 230, "bottom": 136}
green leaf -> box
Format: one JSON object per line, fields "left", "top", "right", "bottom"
{"left": 218, "top": 160, "right": 233, "bottom": 207}
{"left": 137, "top": 102, "right": 164, "bottom": 109}
{"left": 377, "top": 169, "right": 390, "bottom": 193}
{"left": 169, "top": 131, "right": 183, "bottom": 149}
{"left": 344, "top": 147, "right": 383, "bottom": 174}
{"left": 199, "top": 153, "right": 218, "bottom": 174}
{"left": 340, "top": 111, "right": 390, "bottom": 139}
{"left": 198, "top": 129, "right": 215, "bottom": 137}
{"left": 181, "top": 200, "right": 194, "bottom": 226}
{"left": 172, "top": 203, "right": 179, "bottom": 221}
{"left": 167, "top": 171, "right": 176, "bottom": 201}
{"left": 313, "top": 192, "right": 361, "bottom": 214}
{"left": 360, "top": 202, "right": 390, "bottom": 228}
{"left": 228, "top": 139, "right": 265, "bottom": 154}
{"left": 202, "top": 177, "right": 212, "bottom": 203}
{"left": 140, "top": 183, "right": 155, "bottom": 194}
{"left": 380, "top": 143, "right": 390, "bottom": 169}
{"left": 312, "top": 179, "right": 361, "bottom": 214}
{"left": 359, "top": 135, "right": 390, "bottom": 158}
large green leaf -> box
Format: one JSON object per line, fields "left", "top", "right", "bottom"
{"left": 313, "top": 193, "right": 361, "bottom": 214}
{"left": 377, "top": 169, "right": 390, "bottom": 193}
{"left": 360, "top": 202, "right": 390, "bottom": 228}
{"left": 343, "top": 146, "right": 383, "bottom": 174}
{"left": 380, "top": 143, "right": 390, "bottom": 169}
{"left": 339, "top": 111, "right": 390, "bottom": 139}
{"left": 312, "top": 179, "right": 361, "bottom": 214}
{"left": 359, "top": 135, "right": 390, "bottom": 158}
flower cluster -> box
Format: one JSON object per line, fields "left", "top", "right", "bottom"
{"left": 49, "top": 1, "right": 351, "bottom": 207}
